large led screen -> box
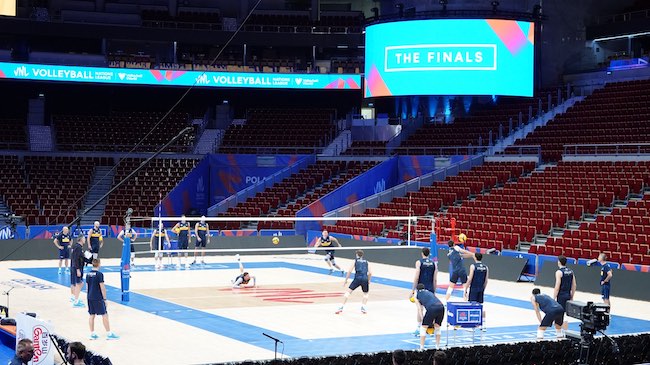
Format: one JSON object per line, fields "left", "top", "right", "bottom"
{"left": 364, "top": 19, "right": 535, "bottom": 97}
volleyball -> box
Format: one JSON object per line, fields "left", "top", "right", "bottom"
{"left": 272, "top": 237, "right": 280, "bottom": 245}
{"left": 409, "top": 296, "right": 415, "bottom": 303}
{"left": 458, "top": 233, "right": 467, "bottom": 243}
{"left": 426, "top": 327, "right": 434, "bottom": 335}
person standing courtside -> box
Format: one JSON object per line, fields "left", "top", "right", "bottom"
{"left": 530, "top": 288, "right": 565, "bottom": 339}
{"left": 150, "top": 222, "right": 170, "bottom": 270}
{"left": 466, "top": 252, "right": 489, "bottom": 330}
{"left": 53, "top": 226, "right": 72, "bottom": 274}
{"left": 87, "top": 221, "right": 103, "bottom": 259}
{"left": 192, "top": 216, "right": 210, "bottom": 265}
{"left": 336, "top": 250, "right": 371, "bottom": 314}
{"left": 172, "top": 215, "right": 191, "bottom": 269}
{"left": 553, "top": 255, "right": 576, "bottom": 336}
{"left": 9, "top": 339, "right": 34, "bottom": 365}
{"left": 71, "top": 236, "right": 87, "bottom": 308}
{"left": 314, "top": 229, "right": 344, "bottom": 275}
{"left": 117, "top": 223, "right": 138, "bottom": 268}
{"left": 598, "top": 253, "right": 613, "bottom": 307}
{"left": 411, "top": 247, "right": 437, "bottom": 336}
{"left": 86, "top": 259, "right": 119, "bottom": 340}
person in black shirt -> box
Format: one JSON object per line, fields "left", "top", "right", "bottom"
{"left": 86, "top": 259, "right": 119, "bottom": 340}
{"left": 466, "top": 252, "right": 489, "bottom": 330}
{"left": 70, "top": 235, "right": 88, "bottom": 308}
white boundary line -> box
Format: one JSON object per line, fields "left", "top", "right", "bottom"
{"left": 147, "top": 216, "right": 419, "bottom": 222}
{"left": 137, "top": 245, "right": 417, "bottom": 255}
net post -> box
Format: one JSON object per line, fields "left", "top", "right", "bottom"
{"left": 407, "top": 216, "right": 412, "bottom": 247}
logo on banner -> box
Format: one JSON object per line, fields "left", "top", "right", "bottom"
{"left": 245, "top": 176, "right": 263, "bottom": 184}
{"left": 14, "top": 66, "right": 28, "bottom": 77}
{"left": 196, "top": 74, "right": 210, "bottom": 85}
{"left": 295, "top": 78, "right": 303, "bottom": 85}
{"left": 196, "top": 176, "right": 206, "bottom": 204}
{"left": 0, "top": 226, "right": 14, "bottom": 239}
{"left": 373, "top": 179, "right": 386, "bottom": 194}
{"left": 118, "top": 73, "right": 126, "bottom": 80}
{"left": 32, "top": 325, "right": 52, "bottom": 364}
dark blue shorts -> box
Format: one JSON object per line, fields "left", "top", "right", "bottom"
{"left": 88, "top": 300, "right": 107, "bottom": 315}
{"left": 349, "top": 278, "right": 369, "bottom": 293}
{"left": 59, "top": 245, "right": 70, "bottom": 259}
{"left": 557, "top": 293, "right": 571, "bottom": 311}
{"left": 325, "top": 250, "right": 335, "bottom": 261}
{"left": 70, "top": 269, "right": 83, "bottom": 286}
{"left": 420, "top": 282, "right": 435, "bottom": 293}
{"left": 468, "top": 289, "right": 484, "bottom": 303}
{"left": 178, "top": 240, "right": 189, "bottom": 250}
{"left": 423, "top": 304, "right": 445, "bottom": 327}
{"left": 450, "top": 270, "right": 468, "bottom": 284}
{"left": 195, "top": 236, "right": 207, "bottom": 248}
{"left": 541, "top": 308, "right": 564, "bottom": 328}
{"left": 601, "top": 284, "right": 610, "bottom": 299}
{"left": 90, "top": 243, "right": 100, "bottom": 254}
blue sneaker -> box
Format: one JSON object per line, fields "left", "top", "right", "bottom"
{"left": 73, "top": 301, "right": 85, "bottom": 308}
{"left": 65, "top": 267, "right": 70, "bottom": 273}
{"left": 58, "top": 268, "right": 62, "bottom": 274}
{"left": 89, "top": 333, "right": 99, "bottom": 340}
{"left": 106, "top": 332, "right": 120, "bottom": 340}
{"left": 412, "top": 329, "right": 420, "bottom": 337}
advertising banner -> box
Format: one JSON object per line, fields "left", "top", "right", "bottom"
{"left": 209, "top": 154, "right": 309, "bottom": 203}
{"left": 0, "top": 62, "right": 361, "bottom": 90}
{"left": 296, "top": 158, "right": 400, "bottom": 234}
{"left": 16, "top": 313, "right": 55, "bottom": 365}
{"left": 365, "top": 19, "right": 534, "bottom": 97}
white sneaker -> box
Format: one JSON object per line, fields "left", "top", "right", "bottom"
{"left": 176, "top": 264, "right": 181, "bottom": 270}
{"left": 185, "top": 263, "right": 190, "bottom": 270}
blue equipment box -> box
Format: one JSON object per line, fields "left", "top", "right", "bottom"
{"left": 447, "top": 302, "right": 483, "bottom": 327}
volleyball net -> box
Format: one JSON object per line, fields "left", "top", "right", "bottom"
{"left": 128, "top": 215, "right": 438, "bottom": 256}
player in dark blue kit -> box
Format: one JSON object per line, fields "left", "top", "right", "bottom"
{"left": 553, "top": 255, "right": 576, "bottom": 336}
{"left": 444, "top": 240, "right": 473, "bottom": 301}
{"left": 314, "top": 230, "right": 344, "bottom": 274}
{"left": 466, "top": 252, "right": 489, "bottom": 330}
{"left": 415, "top": 283, "right": 444, "bottom": 350}
{"left": 86, "top": 221, "right": 104, "bottom": 259}
{"left": 172, "top": 215, "right": 191, "bottom": 269}
{"left": 86, "top": 259, "right": 119, "bottom": 340}
{"left": 411, "top": 247, "right": 437, "bottom": 335}
{"left": 192, "top": 216, "right": 210, "bottom": 265}
{"left": 53, "top": 226, "right": 72, "bottom": 274}
{"left": 336, "top": 250, "right": 372, "bottom": 314}
{"left": 598, "top": 253, "right": 613, "bottom": 307}
{"left": 530, "top": 288, "right": 564, "bottom": 339}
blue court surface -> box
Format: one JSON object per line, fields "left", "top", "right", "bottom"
{"left": 5, "top": 257, "right": 650, "bottom": 363}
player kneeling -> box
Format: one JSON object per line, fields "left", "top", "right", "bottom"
{"left": 232, "top": 255, "right": 256, "bottom": 289}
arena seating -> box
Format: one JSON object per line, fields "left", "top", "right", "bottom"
{"left": 54, "top": 112, "right": 196, "bottom": 152}
{"left": 246, "top": 11, "right": 363, "bottom": 33}
{"left": 215, "top": 160, "right": 378, "bottom": 230}
{"left": 399, "top": 97, "right": 556, "bottom": 153}
{"left": 331, "top": 58, "right": 363, "bottom": 74}
{"left": 0, "top": 157, "right": 112, "bottom": 225}
{"left": 104, "top": 158, "right": 199, "bottom": 226}
{"left": 141, "top": 8, "right": 222, "bottom": 29}
{"left": 326, "top": 162, "right": 536, "bottom": 242}
{"left": 219, "top": 109, "right": 337, "bottom": 154}
{"left": 0, "top": 119, "right": 28, "bottom": 150}
{"left": 529, "top": 162, "right": 650, "bottom": 265}
{"left": 510, "top": 79, "right": 650, "bottom": 161}
{"left": 342, "top": 141, "right": 387, "bottom": 156}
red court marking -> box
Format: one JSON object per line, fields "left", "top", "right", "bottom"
{"left": 217, "top": 287, "right": 342, "bottom": 303}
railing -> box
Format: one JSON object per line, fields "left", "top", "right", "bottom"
{"left": 366, "top": 9, "right": 545, "bottom": 26}
{"left": 593, "top": 8, "right": 650, "bottom": 25}
{"left": 243, "top": 24, "right": 362, "bottom": 34}
{"left": 142, "top": 20, "right": 224, "bottom": 31}
{"left": 325, "top": 155, "right": 485, "bottom": 218}
{"left": 55, "top": 143, "right": 192, "bottom": 153}
{"left": 563, "top": 143, "right": 650, "bottom": 156}
{"left": 217, "top": 146, "right": 329, "bottom": 155}
{"left": 207, "top": 155, "right": 316, "bottom": 216}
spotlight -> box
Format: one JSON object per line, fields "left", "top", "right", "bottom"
{"left": 439, "top": 0, "right": 448, "bottom": 11}
{"left": 491, "top": 1, "right": 499, "bottom": 12}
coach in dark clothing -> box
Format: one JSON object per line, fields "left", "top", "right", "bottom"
{"left": 70, "top": 236, "right": 88, "bottom": 307}
{"left": 9, "top": 339, "right": 34, "bottom": 365}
